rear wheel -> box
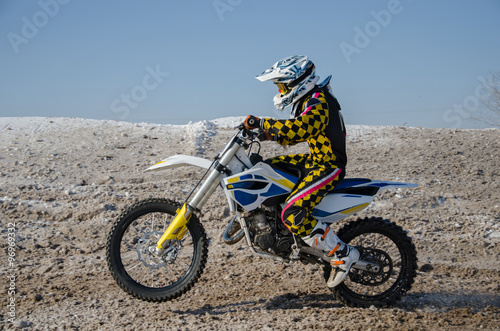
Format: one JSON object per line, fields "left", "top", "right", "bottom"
{"left": 324, "top": 217, "right": 417, "bottom": 307}
{"left": 106, "top": 198, "right": 208, "bottom": 302}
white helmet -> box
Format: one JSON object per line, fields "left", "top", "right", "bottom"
{"left": 256, "top": 55, "right": 319, "bottom": 111}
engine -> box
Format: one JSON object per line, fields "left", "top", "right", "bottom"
{"left": 245, "top": 210, "right": 276, "bottom": 250}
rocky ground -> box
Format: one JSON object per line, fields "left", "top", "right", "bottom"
{"left": 0, "top": 117, "right": 499, "bottom": 330}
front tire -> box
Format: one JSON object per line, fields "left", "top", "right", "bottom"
{"left": 106, "top": 198, "right": 208, "bottom": 302}
{"left": 324, "top": 217, "right": 418, "bottom": 308}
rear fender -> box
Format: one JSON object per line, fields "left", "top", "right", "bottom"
{"left": 313, "top": 180, "right": 418, "bottom": 224}
{"left": 144, "top": 155, "right": 212, "bottom": 172}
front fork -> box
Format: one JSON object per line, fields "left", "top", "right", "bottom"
{"left": 155, "top": 203, "right": 191, "bottom": 250}
{"left": 155, "top": 137, "right": 245, "bottom": 251}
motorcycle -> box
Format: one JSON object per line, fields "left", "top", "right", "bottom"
{"left": 106, "top": 125, "right": 418, "bottom": 307}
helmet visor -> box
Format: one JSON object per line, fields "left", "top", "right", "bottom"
{"left": 275, "top": 82, "right": 290, "bottom": 96}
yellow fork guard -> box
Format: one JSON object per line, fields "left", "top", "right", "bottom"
{"left": 156, "top": 203, "right": 191, "bottom": 249}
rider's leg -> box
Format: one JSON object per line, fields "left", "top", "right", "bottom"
{"left": 265, "top": 154, "right": 308, "bottom": 171}
{"left": 281, "top": 165, "right": 342, "bottom": 237}
{"left": 281, "top": 165, "right": 359, "bottom": 288}
{"left": 302, "top": 221, "right": 360, "bottom": 288}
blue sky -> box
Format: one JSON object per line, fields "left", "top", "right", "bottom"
{"left": 1, "top": 0, "right": 499, "bottom": 128}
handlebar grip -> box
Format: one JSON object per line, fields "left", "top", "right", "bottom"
{"left": 247, "top": 118, "right": 257, "bottom": 126}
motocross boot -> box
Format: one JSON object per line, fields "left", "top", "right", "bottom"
{"left": 302, "top": 221, "right": 359, "bottom": 288}
{"left": 327, "top": 242, "right": 360, "bottom": 288}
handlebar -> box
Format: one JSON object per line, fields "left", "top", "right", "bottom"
{"left": 235, "top": 123, "right": 265, "bottom": 141}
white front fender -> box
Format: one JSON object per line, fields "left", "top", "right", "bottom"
{"left": 144, "top": 154, "right": 213, "bottom": 172}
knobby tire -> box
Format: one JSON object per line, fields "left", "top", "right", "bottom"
{"left": 106, "top": 198, "right": 208, "bottom": 302}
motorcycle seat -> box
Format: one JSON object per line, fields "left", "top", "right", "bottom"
{"left": 330, "top": 178, "right": 379, "bottom": 196}
{"left": 267, "top": 162, "right": 302, "bottom": 182}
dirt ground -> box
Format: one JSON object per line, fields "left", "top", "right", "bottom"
{"left": 1, "top": 117, "right": 499, "bottom": 330}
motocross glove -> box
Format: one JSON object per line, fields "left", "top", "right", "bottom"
{"left": 257, "top": 130, "right": 271, "bottom": 141}
{"left": 244, "top": 115, "right": 261, "bottom": 130}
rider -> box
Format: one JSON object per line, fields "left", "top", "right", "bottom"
{"left": 244, "top": 55, "right": 359, "bottom": 288}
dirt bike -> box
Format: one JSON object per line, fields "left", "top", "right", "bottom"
{"left": 106, "top": 125, "right": 418, "bottom": 308}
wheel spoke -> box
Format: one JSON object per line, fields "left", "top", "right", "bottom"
{"left": 131, "top": 225, "right": 140, "bottom": 235}
{"left": 126, "top": 262, "right": 143, "bottom": 272}
{"left": 121, "top": 250, "right": 137, "bottom": 260}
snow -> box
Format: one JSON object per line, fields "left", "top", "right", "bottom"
{"left": 0, "top": 115, "right": 376, "bottom": 143}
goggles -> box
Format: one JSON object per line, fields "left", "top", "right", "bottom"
{"left": 275, "top": 82, "right": 290, "bottom": 95}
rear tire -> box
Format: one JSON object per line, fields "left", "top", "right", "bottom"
{"left": 324, "top": 217, "right": 417, "bottom": 308}
{"left": 106, "top": 198, "right": 208, "bottom": 302}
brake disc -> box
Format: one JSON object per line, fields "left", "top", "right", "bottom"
{"left": 136, "top": 230, "right": 168, "bottom": 269}
{"left": 348, "top": 248, "right": 393, "bottom": 286}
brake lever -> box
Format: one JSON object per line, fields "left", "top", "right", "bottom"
{"left": 236, "top": 123, "right": 258, "bottom": 139}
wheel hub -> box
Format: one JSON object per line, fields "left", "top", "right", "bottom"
{"left": 349, "top": 247, "right": 393, "bottom": 286}
{"left": 136, "top": 230, "right": 179, "bottom": 269}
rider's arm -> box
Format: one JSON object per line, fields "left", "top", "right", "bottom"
{"left": 261, "top": 93, "right": 329, "bottom": 144}
{"left": 276, "top": 135, "right": 294, "bottom": 146}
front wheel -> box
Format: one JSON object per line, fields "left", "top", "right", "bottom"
{"left": 324, "top": 217, "right": 418, "bottom": 308}
{"left": 106, "top": 198, "right": 208, "bottom": 302}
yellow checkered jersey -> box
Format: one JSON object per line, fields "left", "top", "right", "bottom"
{"left": 262, "top": 90, "right": 347, "bottom": 169}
